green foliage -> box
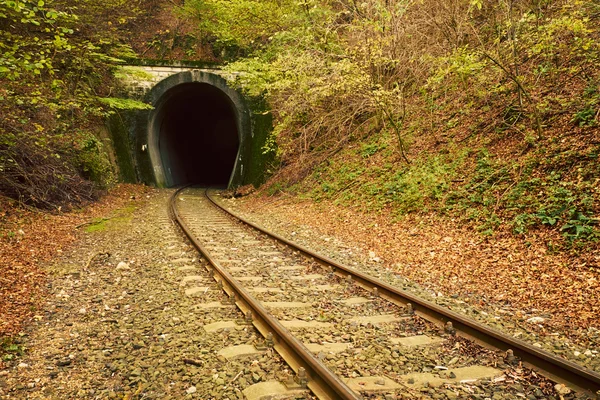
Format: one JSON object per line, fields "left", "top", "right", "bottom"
{"left": 97, "top": 97, "right": 154, "bottom": 111}
{"left": 218, "top": 0, "right": 416, "bottom": 178}
{"left": 308, "top": 138, "right": 464, "bottom": 214}
{"left": 180, "top": 0, "right": 299, "bottom": 56}
{"left": 442, "top": 146, "right": 599, "bottom": 242}
{"left": 561, "top": 210, "right": 597, "bottom": 241}
{"left": 360, "top": 142, "right": 386, "bottom": 158}
{"left": 572, "top": 80, "right": 599, "bottom": 126}
{"left": 183, "top": 0, "right": 600, "bottom": 246}
{"left": 0, "top": 0, "right": 138, "bottom": 208}
{"left": 524, "top": 6, "right": 598, "bottom": 64}
{"left": 264, "top": 181, "right": 287, "bottom": 197}
{"left": 0, "top": 0, "right": 74, "bottom": 79}
{"left": 379, "top": 156, "right": 460, "bottom": 213}
{"left": 573, "top": 106, "right": 597, "bottom": 127}
{"left": 428, "top": 46, "right": 489, "bottom": 90}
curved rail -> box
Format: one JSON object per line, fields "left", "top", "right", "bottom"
{"left": 205, "top": 189, "right": 600, "bottom": 395}
{"left": 170, "top": 187, "right": 361, "bottom": 400}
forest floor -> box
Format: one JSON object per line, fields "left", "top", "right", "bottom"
{"left": 0, "top": 184, "right": 598, "bottom": 397}
{"left": 0, "top": 185, "right": 149, "bottom": 355}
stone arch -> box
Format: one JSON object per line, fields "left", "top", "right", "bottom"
{"left": 143, "top": 70, "right": 251, "bottom": 188}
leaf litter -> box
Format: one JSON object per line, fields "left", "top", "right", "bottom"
{"left": 0, "top": 184, "right": 149, "bottom": 360}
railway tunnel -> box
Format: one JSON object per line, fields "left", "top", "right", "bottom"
{"left": 143, "top": 70, "right": 253, "bottom": 188}
{"left": 153, "top": 82, "right": 240, "bottom": 187}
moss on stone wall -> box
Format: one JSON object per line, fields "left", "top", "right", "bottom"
{"left": 244, "top": 95, "right": 274, "bottom": 187}
{"left": 123, "top": 58, "right": 220, "bottom": 69}
{"left": 106, "top": 112, "right": 138, "bottom": 183}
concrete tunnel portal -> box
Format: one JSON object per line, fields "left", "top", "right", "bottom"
{"left": 154, "top": 82, "right": 239, "bottom": 187}
{"left": 145, "top": 71, "right": 252, "bottom": 189}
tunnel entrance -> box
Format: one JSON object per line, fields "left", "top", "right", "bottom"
{"left": 156, "top": 82, "right": 240, "bottom": 187}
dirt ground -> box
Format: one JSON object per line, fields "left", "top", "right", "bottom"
{"left": 0, "top": 185, "right": 149, "bottom": 341}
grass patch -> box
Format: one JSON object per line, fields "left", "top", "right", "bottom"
{"left": 307, "top": 136, "right": 467, "bottom": 215}
{"left": 84, "top": 203, "right": 136, "bottom": 233}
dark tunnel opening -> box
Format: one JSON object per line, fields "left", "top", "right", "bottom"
{"left": 158, "top": 82, "right": 240, "bottom": 187}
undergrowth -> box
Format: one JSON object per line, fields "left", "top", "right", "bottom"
{"left": 297, "top": 131, "right": 599, "bottom": 248}
{"left": 0, "top": 0, "right": 154, "bottom": 210}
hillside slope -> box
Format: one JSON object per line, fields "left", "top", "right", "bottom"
{"left": 181, "top": 0, "right": 600, "bottom": 249}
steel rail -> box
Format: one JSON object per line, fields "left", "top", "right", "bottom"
{"left": 169, "top": 187, "right": 361, "bottom": 400}
{"left": 206, "top": 189, "right": 600, "bottom": 395}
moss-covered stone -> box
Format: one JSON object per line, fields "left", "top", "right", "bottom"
{"left": 106, "top": 111, "right": 138, "bottom": 183}
{"left": 244, "top": 95, "right": 274, "bottom": 187}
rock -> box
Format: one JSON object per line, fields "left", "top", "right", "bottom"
{"left": 513, "top": 384, "right": 524, "bottom": 392}
{"left": 132, "top": 342, "right": 145, "bottom": 350}
{"left": 445, "top": 390, "right": 458, "bottom": 400}
{"left": 553, "top": 383, "right": 571, "bottom": 395}
{"left": 526, "top": 317, "right": 545, "bottom": 324}
{"left": 186, "top": 386, "right": 197, "bottom": 394}
{"left": 17, "top": 363, "right": 29, "bottom": 368}
{"left": 56, "top": 358, "right": 72, "bottom": 367}
{"left": 116, "top": 262, "right": 130, "bottom": 270}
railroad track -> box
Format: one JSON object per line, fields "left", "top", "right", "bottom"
{"left": 170, "top": 187, "right": 600, "bottom": 399}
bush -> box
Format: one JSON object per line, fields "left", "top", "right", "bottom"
{"left": 74, "top": 133, "right": 115, "bottom": 189}
{"left": 0, "top": 135, "right": 99, "bottom": 210}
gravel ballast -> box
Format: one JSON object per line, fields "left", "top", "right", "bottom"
{"left": 0, "top": 190, "right": 302, "bottom": 399}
